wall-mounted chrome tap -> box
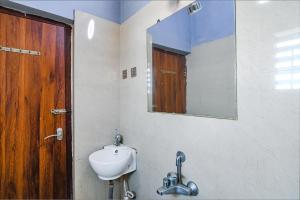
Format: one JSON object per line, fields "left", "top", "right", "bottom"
{"left": 157, "top": 151, "right": 198, "bottom": 196}
{"left": 176, "top": 151, "right": 185, "bottom": 184}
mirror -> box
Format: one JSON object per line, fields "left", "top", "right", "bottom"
{"left": 146, "top": 0, "right": 237, "bottom": 119}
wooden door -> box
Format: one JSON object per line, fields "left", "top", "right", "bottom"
{"left": 0, "top": 7, "right": 72, "bottom": 199}
{"left": 152, "top": 48, "right": 186, "bottom": 113}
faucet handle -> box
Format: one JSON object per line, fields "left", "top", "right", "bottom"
{"left": 163, "top": 177, "right": 169, "bottom": 187}
{"left": 114, "top": 134, "right": 122, "bottom": 145}
{"left": 113, "top": 129, "right": 122, "bottom": 146}
{"left": 167, "top": 172, "right": 178, "bottom": 186}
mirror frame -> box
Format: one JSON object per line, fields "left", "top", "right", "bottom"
{"left": 146, "top": 1, "right": 238, "bottom": 120}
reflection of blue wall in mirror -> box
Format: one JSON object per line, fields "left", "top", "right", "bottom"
{"left": 148, "top": 8, "right": 191, "bottom": 53}
{"left": 148, "top": 0, "right": 235, "bottom": 53}
{"left": 191, "top": 0, "right": 235, "bottom": 46}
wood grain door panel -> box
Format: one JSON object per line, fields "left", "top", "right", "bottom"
{"left": 0, "top": 8, "right": 71, "bottom": 199}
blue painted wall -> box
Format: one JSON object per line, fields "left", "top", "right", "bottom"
{"left": 12, "top": 0, "right": 121, "bottom": 23}
{"left": 120, "top": 0, "right": 149, "bottom": 23}
{"left": 11, "top": 0, "right": 149, "bottom": 24}
{"left": 147, "top": 0, "right": 235, "bottom": 53}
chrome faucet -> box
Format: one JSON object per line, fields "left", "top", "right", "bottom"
{"left": 114, "top": 129, "right": 122, "bottom": 146}
{"left": 176, "top": 151, "right": 185, "bottom": 184}
{"left": 157, "top": 151, "right": 198, "bottom": 196}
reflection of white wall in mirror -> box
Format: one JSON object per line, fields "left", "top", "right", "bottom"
{"left": 87, "top": 19, "right": 95, "bottom": 40}
{"left": 274, "top": 27, "right": 300, "bottom": 90}
{"left": 186, "top": 34, "right": 236, "bottom": 118}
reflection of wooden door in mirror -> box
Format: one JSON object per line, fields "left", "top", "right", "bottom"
{"left": 152, "top": 47, "right": 186, "bottom": 113}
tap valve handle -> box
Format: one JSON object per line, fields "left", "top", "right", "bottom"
{"left": 114, "top": 129, "right": 122, "bottom": 145}
{"left": 163, "top": 177, "right": 169, "bottom": 187}
{"left": 167, "top": 172, "right": 178, "bottom": 186}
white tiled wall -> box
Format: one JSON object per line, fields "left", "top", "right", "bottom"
{"left": 74, "top": 11, "right": 120, "bottom": 200}
{"left": 73, "top": 1, "right": 299, "bottom": 199}
{"left": 119, "top": 1, "right": 300, "bottom": 199}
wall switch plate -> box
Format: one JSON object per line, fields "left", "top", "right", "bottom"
{"left": 131, "top": 67, "right": 137, "bottom": 78}
{"left": 122, "top": 69, "right": 127, "bottom": 79}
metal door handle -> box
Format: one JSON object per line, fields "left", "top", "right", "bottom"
{"left": 44, "top": 128, "right": 63, "bottom": 140}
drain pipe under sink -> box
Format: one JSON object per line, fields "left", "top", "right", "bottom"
{"left": 108, "top": 180, "right": 114, "bottom": 200}
{"left": 123, "top": 175, "right": 136, "bottom": 200}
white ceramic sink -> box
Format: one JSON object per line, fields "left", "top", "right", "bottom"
{"left": 89, "top": 145, "right": 137, "bottom": 180}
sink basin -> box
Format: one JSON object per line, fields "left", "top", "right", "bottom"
{"left": 89, "top": 145, "right": 137, "bottom": 180}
